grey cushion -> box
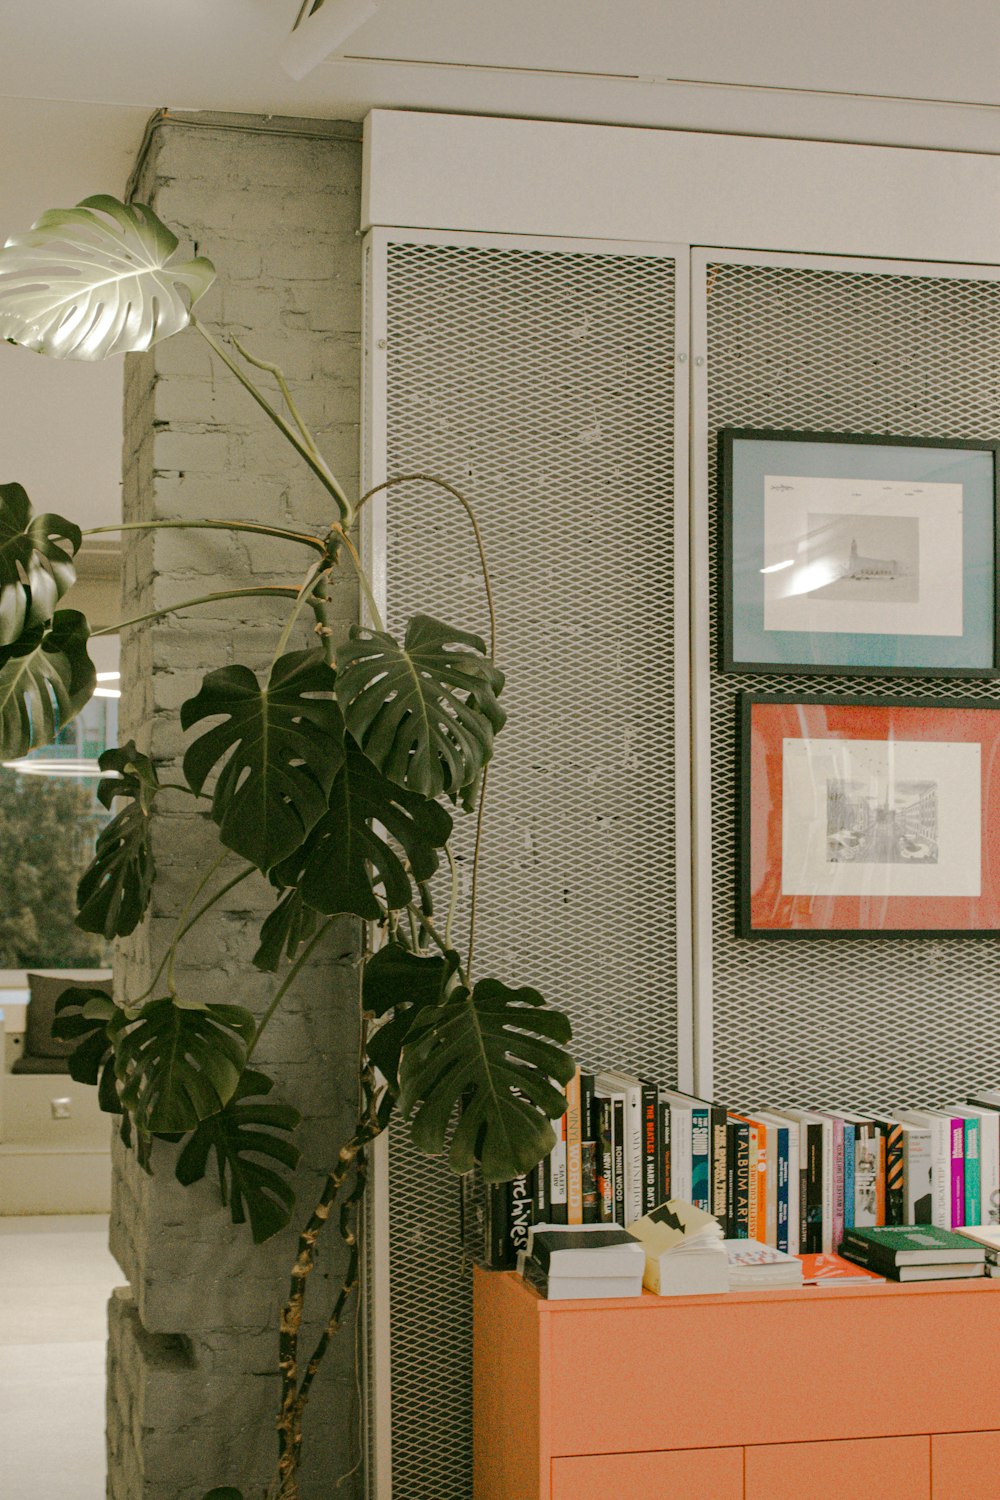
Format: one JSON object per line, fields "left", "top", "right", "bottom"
{"left": 23, "top": 972, "right": 113, "bottom": 1059}
{"left": 10, "top": 1051, "right": 71, "bottom": 1075}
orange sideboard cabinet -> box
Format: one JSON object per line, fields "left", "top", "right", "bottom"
{"left": 472, "top": 1265, "right": 1000, "bottom": 1500}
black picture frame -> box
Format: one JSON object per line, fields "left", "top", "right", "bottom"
{"left": 719, "top": 428, "right": 1000, "bottom": 678}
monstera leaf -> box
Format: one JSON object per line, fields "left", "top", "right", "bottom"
{"left": 252, "top": 885, "right": 321, "bottom": 973}
{"left": 116, "top": 996, "right": 255, "bottom": 1135}
{"left": 0, "top": 482, "right": 80, "bottom": 646}
{"left": 181, "top": 650, "right": 344, "bottom": 873}
{"left": 363, "top": 942, "right": 460, "bottom": 1092}
{"left": 0, "top": 195, "right": 216, "bottom": 360}
{"left": 52, "top": 986, "right": 127, "bottom": 1114}
{"left": 335, "top": 614, "right": 506, "bottom": 799}
{"left": 76, "top": 743, "right": 160, "bottom": 938}
{"left": 175, "top": 1068, "right": 301, "bottom": 1243}
{"left": 273, "top": 739, "right": 453, "bottom": 920}
{"left": 398, "top": 978, "right": 574, "bottom": 1181}
{"left": 0, "top": 609, "right": 95, "bottom": 758}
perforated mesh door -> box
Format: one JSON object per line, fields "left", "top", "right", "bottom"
{"left": 703, "top": 258, "right": 1000, "bottom": 1112}
{"left": 381, "top": 238, "right": 680, "bottom": 1498}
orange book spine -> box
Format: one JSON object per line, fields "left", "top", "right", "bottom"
{"left": 566, "top": 1069, "right": 583, "bottom": 1225}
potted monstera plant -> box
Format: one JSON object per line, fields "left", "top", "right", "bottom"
{"left": 0, "top": 195, "right": 574, "bottom": 1500}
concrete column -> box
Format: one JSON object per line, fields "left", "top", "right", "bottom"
{"left": 109, "top": 113, "right": 364, "bottom": 1500}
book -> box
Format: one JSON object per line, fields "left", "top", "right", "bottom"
{"left": 949, "top": 1108, "right": 981, "bottom": 1229}
{"left": 840, "top": 1224, "right": 985, "bottom": 1268}
{"left": 798, "top": 1251, "right": 885, "bottom": 1285}
{"left": 579, "top": 1072, "right": 600, "bottom": 1224}
{"left": 730, "top": 1111, "right": 767, "bottom": 1242}
{"left": 853, "top": 1120, "right": 881, "bottom": 1228}
{"left": 629, "top": 1199, "right": 728, "bottom": 1296}
{"left": 593, "top": 1094, "right": 614, "bottom": 1222}
{"left": 565, "top": 1068, "right": 583, "bottom": 1226}
{"left": 965, "top": 1099, "right": 1000, "bottom": 1226}
{"left": 956, "top": 1224, "right": 1000, "bottom": 1254}
{"left": 595, "top": 1072, "right": 641, "bottom": 1226}
{"left": 755, "top": 1114, "right": 790, "bottom": 1252}
{"left": 894, "top": 1110, "right": 951, "bottom": 1228}
{"left": 727, "top": 1115, "right": 751, "bottom": 1239}
{"left": 883, "top": 1119, "right": 905, "bottom": 1227}
{"left": 818, "top": 1113, "right": 845, "bottom": 1252}
{"left": 665, "top": 1094, "right": 693, "bottom": 1205}
{"left": 546, "top": 1087, "right": 569, "bottom": 1226}
{"left": 899, "top": 1120, "right": 933, "bottom": 1225}
{"left": 640, "top": 1080, "right": 659, "bottom": 1216}
{"left": 519, "top": 1223, "right": 645, "bottom": 1299}
{"left": 655, "top": 1089, "right": 672, "bottom": 1209}
{"left": 723, "top": 1239, "right": 803, "bottom": 1288}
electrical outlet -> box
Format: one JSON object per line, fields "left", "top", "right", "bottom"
{"left": 51, "top": 1097, "right": 72, "bottom": 1120}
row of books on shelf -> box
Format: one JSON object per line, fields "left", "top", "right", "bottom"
{"left": 466, "top": 1068, "right": 1000, "bottom": 1270}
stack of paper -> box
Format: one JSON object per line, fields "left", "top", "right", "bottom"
{"left": 517, "top": 1223, "right": 645, "bottom": 1299}
{"left": 724, "top": 1239, "right": 804, "bottom": 1288}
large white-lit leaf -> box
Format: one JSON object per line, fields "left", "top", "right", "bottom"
{"left": 0, "top": 195, "right": 216, "bottom": 360}
{"left": 335, "top": 614, "right": 506, "bottom": 800}
{"left": 0, "top": 482, "right": 80, "bottom": 646}
{"left": 398, "top": 978, "right": 574, "bottom": 1181}
{"left": 0, "top": 609, "right": 95, "bottom": 759}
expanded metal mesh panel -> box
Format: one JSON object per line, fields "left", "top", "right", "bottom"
{"left": 705, "top": 259, "right": 1000, "bottom": 1113}
{"left": 383, "top": 239, "right": 679, "bottom": 1498}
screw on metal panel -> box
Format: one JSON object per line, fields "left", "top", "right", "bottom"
{"left": 377, "top": 338, "right": 387, "bottom": 349}
{"left": 695, "top": 356, "right": 705, "bottom": 366}
{"left": 677, "top": 353, "right": 687, "bottom": 363}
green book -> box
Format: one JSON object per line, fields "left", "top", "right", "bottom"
{"left": 840, "top": 1224, "right": 984, "bottom": 1267}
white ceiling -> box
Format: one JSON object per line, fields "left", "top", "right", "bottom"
{"left": 1, "top": 0, "right": 998, "bottom": 533}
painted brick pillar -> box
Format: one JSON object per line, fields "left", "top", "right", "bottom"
{"left": 109, "top": 113, "right": 365, "bottom": 1500}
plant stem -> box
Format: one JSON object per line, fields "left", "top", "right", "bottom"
{"left": 467, "top": 763, "right": 490, "bottom": 977}
{"left": 135, "top": 864, "right": 255, "bottom": 1005}
{"left": 162, "top": 850, "right": 232, "bottom": 997}
{"left": 246, "top": 916, "right": 337, "bottom": 1062}
{"left": 192, "top": 317, "right": 354, "bottom": 527}
{"left": 444, "top": 842, "right": 459, "bottom": 949}
{"left": 352, "top": 474, "right": 497, "bottom": 658}
{"left": 327, "top": 523, "right": 385, "bottom": 634}
{"left": 83, "top": 518, "right": 326, "bottom": 553}
{"left": 269, "top": 560, "right": 329, "bottom": 670}
{"left": 92, "top": 586, "right": 301, "bottom": 637}
{"left": 230, "top": 336, "right": 318, "bottom": 457}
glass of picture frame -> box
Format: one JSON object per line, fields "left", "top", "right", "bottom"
{"left": 720, "top": 429, "right": 1000, "bottom": 677}
{"left": 739, "top": 692, "right": 1000, "bottom": 937}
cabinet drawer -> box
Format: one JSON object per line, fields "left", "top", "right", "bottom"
{"left": 932, "top": 1431, "right": 1000, "bottom": 1498}
{"left": 551, "top": 1448, "right": 743, "bottom": 1499}
{"left": 745, "top": 1435, "right": 930, "bottom": 1499}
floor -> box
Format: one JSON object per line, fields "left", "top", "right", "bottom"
{"left": 0, "top": 1214, "right": 121, "bottom": 1497}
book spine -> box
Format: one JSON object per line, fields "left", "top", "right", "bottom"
{"left": 641, "top": 1081, "right": 658, "bottom": 1215}
{"left": 612, "top": 1097, "right": 626, "bottom": 1225}
{"left": 975, "top": 1107, "right": 1000, "bottom": 1225}
{"left": 596, "top": 1096, "right": 613, "bottom": 1223}
{"left": 805, "top": 1122, "right": 823, "bottom": 1255}
{"left": 725, "top": 1120, "right": 737, "bottom": 1237}
{"left": 508, "top": 1173, "right": 532, "bottom": 1261}
{"left": 657, "top": 1093, "right": 671, "bottom": 1209}
{"left": 949, "top": 1116, "right": 965, "bottom": 1228}
{"left": 548, "top": 1103, "right": 568, "bottom": 1225}
{"left": 625, "top": 1085, "right": 643, "bottom": 1225}
{"left": 671, "top": 1107, "right": 692, "bottom": 1204}
{"left": 734, "top": 1121, "right": 750, "bottom": 1238}
{"left": 854, "top": 1123, "right": 878, "bottom": 1228}
{"left": 710, "top": 1105, "right": 728, "bottom": 1225}
{"left": 784, "top": 1123, "right": 800, "bottom": 1257}
{"left": 875, "top": 1128, "right": 886, "bottom": 1227}
{"left": 963, "top": 1117, "right": 981, "bottom": 1229}
{"left": 843, "top": 1123, "right": 856, "bottom": 1232}
{"left": 902, "top": 1125, "right": 933, "bottom": 1225}
{"left": 580, "top": 1073, "right": 599, "bottom": 1224}
{"left": 756, "top": 1121, "right": 769, "bottom": 1245}
{"left": 830, "top": 1118, "right": 845, "bottom": 1254}
{"left": 929, "top": 1115, "right": 951, "bottom": 1229}
{"left": 885, "top": 1120, "right": 905, "bottom": 1227}
{"left": 690, "top": 1107, "right": 710, "bottom": 1213}
{"left": 820, "top": 1117, "right": 834, "bottom": 1254}
{"left": 746, "top": 1123, "right": 759, "bottom": 1240}
{"left": 565, "top": 1069, "right": 583, "bottom": 1226}
{"left": 489, "top": 1180, "right": 513, "bottom": 1268}
{"left": 775, "top": 1126, "right": 790, "bottom": 1253}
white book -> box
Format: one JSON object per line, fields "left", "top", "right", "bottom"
{"left": 894, "top": 1110, "right": 951, "bottom": 1228}
{"left": 966, "top": 1098, "right": 1000, "bottom": 1225}
{"left": 595, "top": 1072, "right": 638, "bottom": 1225}
{"left": 898, "top": 1121, "right": 933, "bottom": 1225}
{"left": 597, "top": 1070, "right": 643, "bottom": 1226}
{"left": 660, "top": 1094, "right": 693, "bottom": 1206}
{"left": 723, "top": 1238, "right": 803, "bottom": 1288}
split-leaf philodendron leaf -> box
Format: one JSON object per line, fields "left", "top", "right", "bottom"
{"left": 252, "top": 885, "right": 321, "bottom": 973}
{"left": 335, "top": 613, "right": 506, "bottom": 800}
{"left": 0, "top": 195, "right": 216, "bottom": 360}
{"left": 51, "top": 987, "right": 126, "bottom": 1116}
{"left": 0, "top": 609, "right": 95, "bottom": 759}
{"left": 272, "top": 738, "right": 453, "bottom": 920}
{"left": 116, "top": 996, "right": 255, "bottom": 1135}
{"left": 181, "top": 650, "right": 344, "bottom": 874}
{"left": 76, "top": 742, "right": 160, "bottom": 939}
{"left": 0, "top": 482, "right": 80, "bottom": 647}
{"left": 363, "top": 941, "right": 461, "bottom": 1093}
{"left": 398, "top": 977, "right": 574, "bottom": 1181}
{"left": 174, "top": 1068, "right": 301, "bottom": 1244}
